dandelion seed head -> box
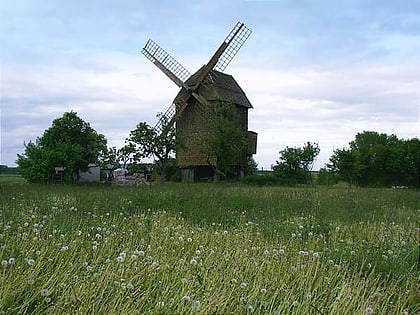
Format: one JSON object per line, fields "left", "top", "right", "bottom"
{"left": 247, "top": 305, "right": 254, "bottom": 313}
{"left": 182, "top": 295, "right": 190, "bottom": 303}
{"left": 260, "top": 287, "right": 267, "bottom": 294}
{"left": 192, "top": 300, "right": 200, "bottom": 312}
{"left": 365, "top": 307, "right": 374, "bottom": 314}
{"left": 190, "top": 258, "right": 197, "bottom": 265}
{"left": 240, "top": 282, "right": 247, "bottom": 289}
{"left": 1, "top": 260, "right": 7, "bottom": 267}
{"left": 27, "top": 259, "right": 35, "bottom": 266}
{"left": 40, "top": 289, "right": 50, "bottom": 297}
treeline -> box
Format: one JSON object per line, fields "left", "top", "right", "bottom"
{"left": 328, "top": 131, "right": 419, "bottom": 187}
{"left": 245, "top": 131, "right": 419, "bottom": 188}
{"left": 16, "top": 111, "right": 419, "bottom": 187}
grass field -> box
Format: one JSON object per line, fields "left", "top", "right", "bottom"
{"left": 1, "top": 176, "right": 419, "bottom": 314}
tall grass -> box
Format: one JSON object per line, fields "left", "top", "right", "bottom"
{"left": 1, "top": 179, "right": 418, "bottom": 314}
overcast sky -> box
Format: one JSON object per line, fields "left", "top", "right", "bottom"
{"left": 1, "top": 0, "right": 419, "bottom": 169}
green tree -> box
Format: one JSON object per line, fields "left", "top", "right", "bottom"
{"left": 328, "top": 131, "right": 420, "bottom": 187}
{"left": 128, "top": 113, "right": 178, "bottom": 185}
{"left": 17, "top": 111, "right": 107, "bottom": 183}
{"left": 200, "top": 101, "right": 247, "bottom": 180}
{"left": 328, "top": 148, "right": 360, "bottom": 185}
{"left": 244, "top": 156, "right": 258, "bottom": 176}
{"left": 272, "top": 142, "right": 320, "bottom": 185}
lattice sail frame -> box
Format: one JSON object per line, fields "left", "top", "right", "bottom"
{"left": 214, "top": 22, "right": 252, "bottom": 72}
{"left": 142, "top": 39, "right": 191, "bottom": 87}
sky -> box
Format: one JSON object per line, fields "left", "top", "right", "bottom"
{"left": 1, "top": 0, "right": 420, "bottom": 170}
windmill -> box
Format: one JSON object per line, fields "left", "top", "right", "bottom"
{"left": 141, "top": 22, "right": 257, "bottom": 181}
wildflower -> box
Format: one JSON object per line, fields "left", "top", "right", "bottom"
{"left": 260, "top": 287, "right": 267, "bottom": 294}
{"left": 187, "top": 237, "right": 192, "bottom": 242}
{"left": 27, "top": 259, "right": 35, "bottom": 266}
{"left": 60, "top": 246, "right": 69, "bottom": 252}
{"left": 116, "top": 256, "right": 125, "bottom": 263}
{"left": 40, "top": 289, "right": 50, "bottom": 297}
{"left": 240, "top": 282, "right": 247, "bottom": 289}
{"left": 156, "top": 301, "right": 165, "bottom": 308}
{"left": 1, "top": 260, "right": 7, "bottom": 267}
{"left": 365, "top": 307, "right": 374, "bottom": 314}
{"left": 181, "top": 278, "right": 188, "bottom": 285}
{"left": 192, "top": 300, "right": 200, "bottom": 312}
{"left": 231, "top": 278, "right": 237, "bottom": 284}
{"left": 247, "top": 305, "right": 254, "bottom": 313}
{"left": 263, "top": 249, "right": 270, "bottom": 255}
{"left": 279, "top": 249, "right": 285, "bottom": 255}
{"left": 190, "top": 258, "right": 197, "bottom": 265}
{"left": 92, "top": 245, "right": 98, "bottom": 251}
{"left": 182, "top": 295, "right": 191, "bottom": 303}
{"left": 131, "top": 254, "right": 138, "bottom": 260}
{"left": 127, "top": 283, "right": 134, "bottom": 290}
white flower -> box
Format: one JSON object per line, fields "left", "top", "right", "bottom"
{"left": 40, "top": 289, "right": 50, "bottom": 297}
{"left": 116, "top": 256, "right": 125, "bottom": 263}
{"left": 192, "top": 300, "right": 200, "bottom": 312}
{"left": 190, "top": 258, "right": 197, "bottom": 265}
{"left": 156, "top": 301, "right": 165, "bottom": 308}
{"left": 365, "top": 307, "right": 374, "bottom": 314}
{"left": 260, "top": 288, "right": 267, "bottom": 294}
{"left": 247, "top": 305, "right": 254, "bottom": 313}
{"left": 187, "top": 237, "right": 192, "bottom": 242}
{"left": 182, "top": 295, "right": 191, "bottom": 303}
{"left": 240, "top": 282, "right": 247, "bottom": 289}
{"left": 313, "top": 252, "right": 319, "bottom": 258}
{"left": 1, "top": 260, "right": 7, "bottom": 267}
{"left": 126, "top": 283, "right": 134, "bottom": 290}
{"left": 27, "top": 259, "right": 35, "bottom": 266}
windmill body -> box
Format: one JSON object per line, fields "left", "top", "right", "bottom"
{"left": 142, "top": 22, "right": 257, "bottom": 182}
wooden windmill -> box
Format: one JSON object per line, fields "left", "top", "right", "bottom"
{"left": 141, "top": 22, "right": 257, "bottom": 181}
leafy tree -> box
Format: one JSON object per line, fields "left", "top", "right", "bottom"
{"left": 272, "top": 142, "right": 320, "bottom": 185}
{"left": 128, "top": 113, "right": 177, "bottom": 185}
{"left": 117, "top": 143, "right": 139, "bottom": 169}
{"left": 244, "top": 156, "right": 258, "bottom": 176}
{"left": 328, "top": 131, "right": 420, "bottom": 187}
{"left": 200, "top": 101, "right": 247, "bottom": 180}
{"left": 328, "top": 148, "right": 360, "bottom": 185}
{"left": 17, "top": 111, "right": 107, "bottom": 183}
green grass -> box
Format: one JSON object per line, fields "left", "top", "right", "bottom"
{"left": 1, "top": 177, "right": 419, "bottom": 314}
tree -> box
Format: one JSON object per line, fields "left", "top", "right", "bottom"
{"left": 328, "top": 148, "right": 360, "bottom": 185}
{"left": 17, "top": 111, "right": 107, "bottom": 183}
{"left": 200, "top": 101, "right": 247, "bottom": 180}
{"left": 272, "top": 142, "right": 320, "bottom": 185}
{"left": 328, "top": 131, "right": 420, "bottom": 187}
{"left": 244, "top": 156, "right": 258, "bottom": 176}
{"left": 128, "top": 113, "right": 178, "bottom": 185}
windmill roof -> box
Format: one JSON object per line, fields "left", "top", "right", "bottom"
{"left": 178, "top": 67, "right": 253, "bottom": 109}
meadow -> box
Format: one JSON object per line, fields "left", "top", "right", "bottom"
{"left": 0, "top": 176, "right": 419, "bottom": 314}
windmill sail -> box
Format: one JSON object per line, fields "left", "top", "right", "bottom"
{"left": 142, "top": 39, "right": 191, "bottom": 87}
{"left": 192, "top": 22, "right": 251, "bottom": 90}
{"left": 214, "top": 22, "right": 252, "bottom": 72}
